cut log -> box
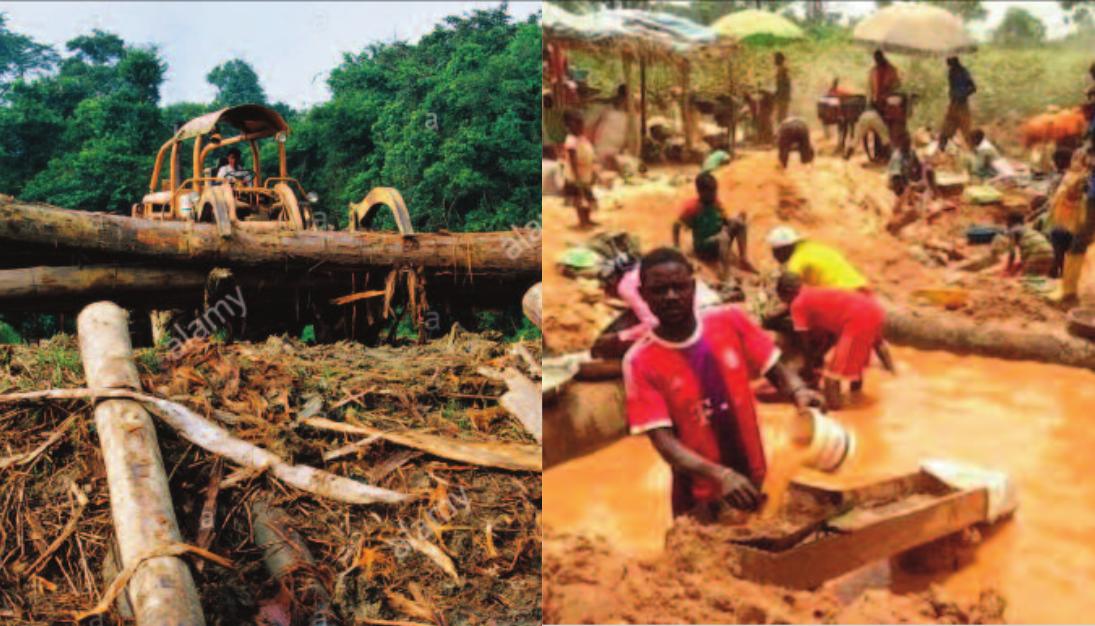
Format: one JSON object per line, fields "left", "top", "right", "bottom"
{"left": 0, "top": 265, "right": 351, "bottom": 312}
{"left": 0, "top": 199, "right": 539, "bottom": 278}
{"left": 883, "top": 305, "right": 1095, "bottom": 371}
{"left": 77, "top": 301, "right": 205, "bottom": 625}
{"left": 251, "top": 501, "right": 335, "bottom": 624}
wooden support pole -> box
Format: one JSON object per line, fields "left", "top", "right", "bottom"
{"left": 77, "top": 302, "right": 205, "bottom": 625}
{"left": 640, "top": 54, "right": 647, "bottom": 160}
{"left": 681, "top": 59, "right": 695, "bottom": 154}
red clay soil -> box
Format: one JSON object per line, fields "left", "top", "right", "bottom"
{"left": 543, "top": 145, "right": 1091, "bottom": 355}
{"left": 543, "top": 524, "right": 1007, "bottom": 625}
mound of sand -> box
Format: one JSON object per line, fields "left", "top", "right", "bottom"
{"left": 544, "top": 524, "right": 1006, "bottom": 625}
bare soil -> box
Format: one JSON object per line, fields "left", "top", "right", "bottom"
{"left": 544, "top": 526, "right": 1006, "bottom": 625}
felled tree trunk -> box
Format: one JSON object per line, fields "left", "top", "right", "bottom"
{"left": 77, "top": 302, "right": 205, "bottom": 625}
{"left": 0, "top": 265, "right": 356, "bottom": 314}
{"left": 0, "top": 199, "right": 539, "bottom": 278}
{"left": 883, "top": 305, "right": 1095, "bottom": 371}
{"left": 0, "top": 265, "right": 206, "bottom": 299}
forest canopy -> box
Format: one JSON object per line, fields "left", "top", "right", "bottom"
{"left": 0, "top": 5, "right": 540, "bottom": 233}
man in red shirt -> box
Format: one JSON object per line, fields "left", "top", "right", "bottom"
{"left": 776, "top": 272, "right": 895, "bottom": 408}
{"left": 624, "top": 248, "right": 822, "bottom": 520}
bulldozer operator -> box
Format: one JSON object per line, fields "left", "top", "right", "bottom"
{"left": 217, "top": 148, "right": 255, "bottom": 185}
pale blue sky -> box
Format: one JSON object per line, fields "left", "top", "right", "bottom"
{"left": 0, "top": 1, "right": 541, "bottom": 108}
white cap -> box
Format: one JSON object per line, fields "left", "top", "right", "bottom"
{"left": 766, "top": 225, "right": 803, "bottom": 248}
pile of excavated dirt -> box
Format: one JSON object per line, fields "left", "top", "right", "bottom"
{"left": 543, "top": 145, "right": 1087, "bottom": 355}
{"left": 0, "top": 332, "right": 541, "bottom": 625}
{"left": 543, "top": 524, "right": 1007, "bottom": 625}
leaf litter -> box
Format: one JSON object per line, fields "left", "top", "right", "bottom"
{"left": 0, "top": 329, "right": 541, "bottom": 625}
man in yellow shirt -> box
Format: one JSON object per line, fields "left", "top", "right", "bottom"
{"left": 766, "top": 226, "right": 868, "bottom": 290}
{"left": 764, "top": 226, "right": 889, "bottom": 396}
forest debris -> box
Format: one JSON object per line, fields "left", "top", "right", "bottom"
{"left": 0, "top": 412, "right": 77, "bottom": 470}
{"left": 303, "top": 417, "right": 541, "bottom": 472}
{"left": 0, "top": 332, "right": 540, "bottom": 624}
{"left": 73, "top": 542, "right": 233, "bottom": 622}
{"left": 323, "top": 433, "right": 382, "bottom": 462}
{"left": 77, "top": 300, "right": 205, "bottom": 625}
{"left": 0, "top": 388, "right": 409, "bottom": 504}
{"left": 405, "top": 536, "right": 461, "bottom": 584}
{"left": 499, "top": 368, "right": 542, "bottom": 443}
{"left": 23, "top": 481, "right": 88, "bottom": 578}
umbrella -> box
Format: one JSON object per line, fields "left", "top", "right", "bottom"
{"left": 542, "top": 5, "right": 724, "bottom": 55}
{"left": 853, "top": 2, "right": 977, "bottom": 57}
{"left": 712, "top": 9, "right": 805, "bottom": 41}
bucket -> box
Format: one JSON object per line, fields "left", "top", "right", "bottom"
{"left": 804, "top": 409, "right": 855, "bottom": 472}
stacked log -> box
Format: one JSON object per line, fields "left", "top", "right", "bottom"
{"left": 0, "top": 198, "right": 539, "bottom": 279}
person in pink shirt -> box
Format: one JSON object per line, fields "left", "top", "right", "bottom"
{"left": 623, "top": 248, "right": 823, "bottom": 519}
{"left": 592, "top": 260, "right": 719, "bottom": 359}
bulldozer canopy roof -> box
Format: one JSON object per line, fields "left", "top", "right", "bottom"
{"left": 174, "top": 104, "right": 289, "bottom": 141}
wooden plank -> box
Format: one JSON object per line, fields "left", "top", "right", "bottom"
{"left": 732, "top": 488, "right": 989, "bottom": 590}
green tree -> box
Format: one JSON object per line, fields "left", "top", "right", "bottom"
{"left": 0, "top": 13, "right": 57, "bottom": 97}
{"left": 15, "top": 33, "right": 166, "bottom": 213}
{"left": 1061, "top": 1, "right": 1095, "bottom": 38}
{"left": 992, "top": 6, "right": 1047, "bottom": 47}
{"left": 288, "top": 6, "right": 538, "bottom": 232}
{"left": 65, "top": 29, "right": 125, "bottom": 65}
{"left": 206, "top": 58, "right": 267, "bottom": 106}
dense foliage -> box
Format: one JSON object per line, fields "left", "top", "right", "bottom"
{"left": 0, "top": 6, "right": 540, "bottom": 234}
{"left": 0, "top": 6, "right": 539, "bottom": 342}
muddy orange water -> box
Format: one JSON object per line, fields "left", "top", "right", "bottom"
{"left": 543, "top": 347, "right": 1095, "bottom": 623}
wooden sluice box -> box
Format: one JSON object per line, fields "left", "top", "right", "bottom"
{"left": 724, "top": 465, "right": 1016, "bottom": 590}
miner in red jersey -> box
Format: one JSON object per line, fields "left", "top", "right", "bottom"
{"left": 623, "top": 248, "right": 823, "bottom": 520}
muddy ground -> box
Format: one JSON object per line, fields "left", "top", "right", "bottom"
{"left": 0, "top": 331, "right": 541, "bottom": 625}
{"left": 544, "top": 526, "right": 1006, "bottom": 625}
{"left": 543, "top": 141, "right": 1093, "bottom": 356}
{"left": 538, "top": 134, "right": 1087, "bottom": 623}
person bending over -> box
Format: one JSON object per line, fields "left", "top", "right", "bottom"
{"left": 777, "top": 117, "right": 814, "bottom": 168}
{"left": 776, "top": 272, "right": 894, "bottom": 409}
